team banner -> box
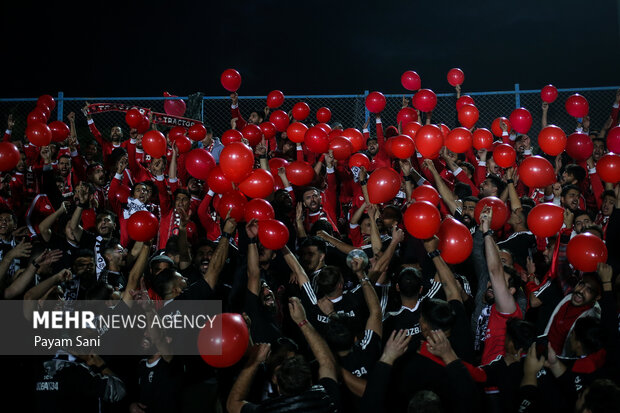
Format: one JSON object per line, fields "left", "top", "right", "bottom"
{"left": 84, "top": 103, "right": 202, "bottom": 128}
{"left": 0, "top": 300, "right": 222, "bottom": 355}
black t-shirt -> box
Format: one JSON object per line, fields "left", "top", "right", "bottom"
{"left": 244, "top": 288, "right": 282, "bottom": 345}
{"left": 497, "top": 231, "right": 536, "bottom": 269}
{"left": 43, "top": 232, "right": 80, "bottom": 271}
{"left": 241, "top": 377, "right": 340, "bottom": 413}
{"left": 448, "top": 300, "right": 474, "bottom": 364}
{"left": 383, "top": 303, "right": 423, "bottom": 351}
{"left": 339, "top": 330, "right": 382, "bottom": 379}
{"left": 80, "top": 230, "right": 108, "bottom": 278}
{"left": 137, "top": 357, "right": 183, "bottom": 413}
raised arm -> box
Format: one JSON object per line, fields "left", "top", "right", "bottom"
{"left": 541, "top": 102, "right": 549, "bottom": 128}
{"left": 423, "top": 236, "right": 463, "bottom": 302}
{"left": 204, "top": 217, "right": 236, "bottom": 289}
{"left": 352, "top": 257, "right": 382, "bottom": 338}
{"left": 316, "top": 230, "right": 355, "bottom": 255}
{"left": 121, "top": 243, "right": 149, "bottom": 305}
{"left": 282, "top": 245, "right": 310, "bottom": 286}
{"left": 423, "top": 159, "right": 459, "bottom": 215}
{"left": 39, "top": 201, "right": 69, "bottom": 243}
{"left": 245, "top": 219, "right": 261, "bottom": 295}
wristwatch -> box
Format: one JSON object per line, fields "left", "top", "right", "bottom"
{"left": 483, "top": 229, "right": 494, "bottom": 237}
{"left": 427, "top": 250, "right": 441, "bottom": 259}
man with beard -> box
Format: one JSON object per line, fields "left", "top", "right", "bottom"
{"left": 558, "top": 184, "right": 581, "bottom": 211}
{"left": 85, "top": 163, "right": 107, "bottom": 209}
{"left": 573, "top": 210, "right": 595, "bottom": 234}
{"left": 83, "top": 102, "right": 126, "bottom": 163}
{"left": 363, "top": 115, "right": 393, "bottom": 172}
{"left": 63, "top": 249, "right": 98, "bottom": 300}
{"left": 230, "top": 92, "right": 265, "bottom": 130}
{"left": 595, "top": 190, "right": 615, "bottom": 235}
{"left": 99, "top": 238, "right": 128, "bottom": 291}
{"left": 298, "top": 236, "right": 327, "bottom": 285}
{"left": 198, "top": 124, "right": 224, "bottom": 163}
{"left": 245, "top": 219, "right": 282, "bottom": 345}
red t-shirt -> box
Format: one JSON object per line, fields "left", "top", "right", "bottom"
{"left": 547, "top": 300, "right": 591, "bottom": 354}
{"left": 482, "top": 304, "right": 523, "bottom": 365}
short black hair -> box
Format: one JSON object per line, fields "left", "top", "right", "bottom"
{"left": 462, "top": 196, "right": 479, "bottom": 205}
{"left": 408, "top": 390, "right": 442, "bottom": 413}
{"left": 454, "top": 182, "right": 472, "bottom": 200}
{"left": 275, "top": 355, "right": 312, "bottom": 396}
{"left": 382, "top": 204, "right": 403, "bottom": 223}
{"left": 460, "top": 161, "right": 474, "bottom": 176}
{"left": 316, "top": 266, "right": 342, "bottom": 297}
{"left": 573, "top": 316, "right": 606, "bottom": 355}
{"left": 324, "top": 313, "right": 355, "bottom": 352}
{"left": 486, "top": 174, "right": 506, "bottom": 195}
{"left": 582, "top": 379, "right": 620, "bottom": 413}
{"left": 505, "top": 318, "right": 536, "bottom": 351}
{"left": 573, "top": 209, "right": 594, "bottom": 220}
{"left": 397, "top": 267, "right": 423, "bottom": 298}
{"left": 299, "top": 236, "right": 327, "bottom": 255}
{"left": 309, "top": 219, "right": 334, "bottom": 237}
{"left": 150, "top": 268, "right": 178, "bottom": 298}
{"left": 561, "top": 184, "right": 581, "bottom": 198}
{"left": 565, "top": 164, "right": 586, "bottom": 183}
{"left": 420, "top": 299, "right": 455, "bottom": 332}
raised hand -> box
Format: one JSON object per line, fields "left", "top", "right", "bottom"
{"left": 8, "top": 239, "right": 32, "bottom": 259}
{"left": 479, "top": 206, "right": 493, "bottom": 232}
{"left": 426, "top": 329, "right": 458, "bottom": 363}
{"left": 380, "top": 329, "right": 412, "bottom": 365}
{"left": 288, "top": 296, "right": 307, "bottom": 324}
{"left": 35, "top": 249, "right": 64, "bottom": 267}
{"left": 245, "top": 218, "right": 259, "bottom": 239}
{"left": 246, "top": 343, "right": 271, "bottom": 367}
{"left": 7, "top": 114, "right": 14, "bottom": 130}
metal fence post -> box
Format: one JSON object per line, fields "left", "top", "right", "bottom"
{"left": 514, "top": 83, "right": 520, "bottom": 108}
{"left": 57, "top": 91, "right": 64, "bottom": 121}
{"left": 201, "top": 98, "right": 205, "bottom": 122}
{"left": 363, "top": 90, "right": 370, "bottom": 124}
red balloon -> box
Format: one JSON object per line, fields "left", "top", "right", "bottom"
{"left": 185, "top": 148, "right": 216, "bottom": 181}
{"left": 493, "top": 143, "right": 516, "bottom": 168}
{"left": 285, "top": 161, "right": 315, "bottom": 186}
{"left": 390, "top": 135, "right": 415, "bottom": 159}
{"left": 445, "top": 127, "right": 473, "bottom": 153}
{"left": 473, "top": 128, "right": 494, "bottom": 150}
{"left": 36, "top": 104, "right": 51, "bottom": 121}
{"left": 439, "top": 124, "right": 451, "bottom": 138}
{"left": 188, "top": 124, "right": 207, "bottom": 141}
{"left": 258, "top": 219, "right": 289, "bottom": 250}
{"left": 341, "top": 128, "right": 364, "bottom": 152}
{"left": 175, "top": 135, "right": 192, "bottom": 153}
{"left": 412, "top": 185, "right": 440, "bottom": 206}
{"left": 259, "top": 122, "right": 277, "bottom": 140}
{"left": 26, "top": 122, "right": 52, "bottom": 147}
{"left": 221, "top": 129, "right": 244, "bottom": 146}
{"left": 239, "top": 169, "right": 275, "bottom": 198}
{"left": 349, "top": 153, "right": 371, "bottom": 170}
{"left": 566, "top": 133, "right": 593, "bottom": 161}
{"left": 404, "top": 201, "right": 441, "bottom": 239}
{"left": 220, "top": 142, "right": 254, "bottom": 183}
{"left": 415, "top": 124, "right": 443, "bottom": 158}
{"left": 367, "top": 167, "right": 401, "bottom": 204}
{"left": 397, "top": 108, "right": 418, "bottom": 126}
{"left": 519, "top": 156, "right": 556, "bottom": 188}
{"left": 365, "top": 91, "right": 386, "bottom": 113}
{"left": 402, "top": 122, "right": 422, "bottom": 140}
{"left": 597, "top": 153, "right": 620, "bottom": 184}
{"left": 137, "top": 116, "right": 150, "bottom": 134}
{"left": 316, "top": 107, "right": 332, "bottom": 123}
{"left": 241, "top": 124, "right": 263, "bottom": 146}
{"left": 286, "top": 122, "right": 308, "bottom": 144}
{"left": 220, "top": 69, "right": 242, "bottom": 92}
{"left": 329, "top": 136, "right": 353, "bottom": 160}
{"left": 491, "top": 117, "right": 511, "bottom": 137}
{"left": 474, "top": 196, "right": 509, "bottom": 230}
{"left": 456, "top": 95, "right": 475, "bottom": 111}
{"left": 198, "top": 313, "right": 249, "bottom": 368}
{"left": 607, "top": 126, "right": 620, "bottom": 153}
{"left": 537, "top": 125, "right": 566, "bottom": 156}
{"left": 509, "top": 108, "right": 533, "bottom": 134}
{"left": 305, "top": 127, "right": 330, "bottom": 154}
{"left": 127, "top": 211, "right": 159, "bottom": 242}
{"left": 315, "top": 123, "right": 332, "bottom": 135}
{"left": 328, "top": 129, "right": 343, "bottom": 142}
{"left": 218, "top": 190, "right": 248, "bottom": 222}
{"left": 142, "top": 130, "right": 167, "bottom": 158}
{"left": 267, "top": 90, "right": 285, "bottom": 109}
{"left": 27, "top": 109, "right": 46, "bottom": 126}
{"left": 48, "top": 121, "right": 70, "bottom": 142}
{"left": 207, "top": 165, "right": 234, "bottom": 194}
{"left": 0, "top": 142, "right": 20, "bottom": 172}
{"left": 169, "top": 126, "right": 186, "bottom": 142}
{"left": 565, "top": 94, "right": 589, "bottom": 118}
{"left": 567, "top": 233, "right": 608, "bottom": 272}
{"left": 401, "top": 70, "right": 421, "bottom": 91}
{"left": 163, "top": 91, "right": 186, "bottom": 117}
{"left": 527, "top": 203, "right": 564, "bottom": 238}
{"left": 37, "top": 94, "right": 56, "bottom": 110}
{"left": 447, "top": 68, "right": 465, "bottom": 86}
{"left": 270, "top": 110, "right": 289, "bottom": 132}
{"left": 125, "top": 108, "right": 143, "bottom": 128}
{"left": 541, "top": 85, "right": 558, "bottom": 103}
{"left": 292, "top": 102, "right": 310, "bottom": 121}
{"left": 413, "top": 89, "right": 437, "bottom": 112}
{"left": 437, "top": 217, "right": 473, "bottom": 264}
{"left": 458, "top": 104, "right": 479, "bottom": 129}
{"left": 244, "top": 199, "right": 275, "bottom": 222}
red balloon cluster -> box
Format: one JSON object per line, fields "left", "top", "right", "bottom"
{"left": 244, "top": 199, "right": 275, "bottom": 222}
{"left": 305, "top": 127, "right": 330, "bottom": 153}
{"left": 402, "top": 122, "right": 422, "bottom": 141}
{"left": 260, "top": 122, "right": 277, "bottom": 139}
{"left": 49, "top": 121, "right": 70, "bottom": 142}
{"left": 316, "top": 107, "right": 332, "bottom": 123}
{"left": 220, "top": 142, "right": 254, "bottom": 183}
{"left": 292, "top": 102, "right": 310, "bottom": 121}
{"left": 456, "top": 95, "right": 475, "bottom": 111}
{"left": 519, "top": 156, "right": 555, "bottom": 188}
{"left": 186, "top": 148, "right": 216, "bottom": 180}
{"left": 258, "top": 219, "right": 289, "bottom": 250}
{"left": 218, "top": 190, "right": 248, "bottom": 222}
{"left": 26, "top": 122, "right": 52, "bottom": 147}
{"left": 527, "top": 203, "right": 564, "bottom": 238}
{"left": 198, "top": 313, "right": 249, "bottom": 368}
{"left": 474, "top": 197, "right": 509, "bottom": 230}
{"left": 127, "top": 211, "right": 159, "bottom": 242}
{"left": 493, "top": 143, "right": 516, "bottom": 168}
{"left": 401, "top": 71, "right": 421, "bottom": 91}
{"left": 38, "top": 94, "right": 56, "bottom": 111}
{"left": 286, "top": 122, "right": 308, "bottom": 144}
{"left": 541, "top": 85, "right": 558, "bottom": 103}
{"left": 397, "top": 108, "right": 418, "bottom": 126}
{"left": 437, "top": 217, "right": 473, "bottom": 264}
{"left": 447, "top": 68, "right": 465, "bottom": 86}
{"left": 222, "top": 129, "right": 244, "bottom": 146}
{"left": 270, "top": 110, "right": 289, "bottom": 132}
{"left": 565, "top": 94, "right": 589, "bottom": 118}
{"left": 169, "top": 126, "right": 186, "bottom": 142}
{"left": 566, "top": 133, "right": 593, "bottom": 161}
{"left": 125, "top": 108, "right": 144, "bottom": 129}
{"left": 509, "top": 108, "right": 533, "bottom": 134}
{"left": 413, "top": 89, "right": 437, "bottom": 112}
{"left": 404, "top": 201, "right": 441, "bottom": 239}
{"left": 0, "top": 142, "right": 20, "bottom": 171}
{"left": 329, "top": 137, "right": 353, "bottom": 160}
{"left": 267, "top": 90, "right": 285, "bottom": 109}
{"left": 538, "top": 125, "right": 566, "bottom": 156}
{"left": 366, "top": 91, "right": 386, "bottom": 113}
{"left": 458, "top": 104, "right": 479, "bottom": 129}
{"left": 597, "top": 153, "right": 620, "bottom": 184}
{"left": 446, "top": 127, "right": 473, "bottom": 153}
{"left": 221, "top": 69, "right": 242, "bottom": 92}
{"left": 412, "top": 185, "right": 440, "bottom": 206}
{"left": 367, "top": 167, "right": 401, "bottom": 204}
{"left": 473, "top": 128, "right": 493, "bottom": 150}
{"left": 188, "top": 124, "right": 207, "bottom": 141}
{"left": 349, "top": 153, "right": 371, "bottom": 170}
{"left": 415, "top": 124, "right": 443, "bottom": 158}
{"left": 239, "top": 169, "right": 275, "bottom": 198}
{"left": 491, "top": 117, "right": 511, "bottom": 137}
{"left": 390, "top": 135, "right": 415, "bottom": 159}
{"left": 285, "top": 161, "right": 315, "bottom": 186}
{"left": 142, "top": 130, "right": 167, "bottom": 158}
{"left": 567, "top": 233, "right": 608, "bottom": 272}
{"left": 28, "top": 108, "right": 48, "bottom": 125}
{"left": 207, "top": 166, "right": 233, "bottom": 194}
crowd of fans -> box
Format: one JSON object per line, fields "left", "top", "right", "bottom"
{"left": 1, "top": 86, "right": 620, "bottom": 413}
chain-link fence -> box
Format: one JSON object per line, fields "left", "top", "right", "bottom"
{"left": 0, "top": 85, "right": 617, "bottom": 156}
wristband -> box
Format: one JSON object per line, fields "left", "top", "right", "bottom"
{"left": 297, "top": 319, "right": 308, "bottom": 328}
{"left": 248, "top": 237, "right": 258, "bottom": 244}
{"left": 427, "top": 250, "right": 441, "bottom": 259}
{"left": 506, "top": 179, "right": 514, "bottom": 184}
{"left": 32, "top": 261, "right": 40, "bottom": 270}
{"left": 222, "top": 232, "right": 232, "bottom": 239}
{"left": 360, "top": 276, "right": 371, "bottom": 284}
{"left": 403, "top": 175, "right": 413, "bottom": 182}
{"left": 483, "top": 229, "right": 494, "bottom": 238}
{"left": 78, "top": 202, "right": 90, "bottom": 209}
{"left": 258, "top": 154, "right": 267, "bottom": 159}
{"left": 359, "top": 179, "right": 367, "bottom": 186}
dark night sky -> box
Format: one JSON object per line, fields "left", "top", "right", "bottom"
{"left": 2, "top": 0, "right": 619, "bottom": 98}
